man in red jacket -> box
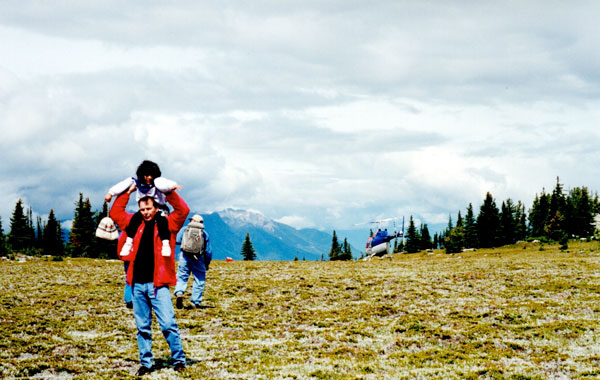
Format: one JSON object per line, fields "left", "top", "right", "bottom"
{"left": 110, "top": 184, "right": 190, "bottom": 376}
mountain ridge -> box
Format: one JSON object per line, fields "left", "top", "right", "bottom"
{"left": 185, "top": 209, "right": 359, "bottom": 261}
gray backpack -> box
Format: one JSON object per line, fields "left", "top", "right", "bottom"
{"left": 181, "top": 223, "right": 205, "bottom": 254}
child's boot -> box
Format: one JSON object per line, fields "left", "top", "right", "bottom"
{"left": 120, "top": 237, "right": 133, "bottom": 256}
{"left": 161, "top": 240, "right": 171, "bottom": 257}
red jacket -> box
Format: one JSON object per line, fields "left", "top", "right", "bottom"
{"left": 110, "top": 191, "right": 190, "bottom": 287}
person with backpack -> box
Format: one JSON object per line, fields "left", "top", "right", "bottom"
{"left": 174, "top": 214, "right": 213, "bottom": 309}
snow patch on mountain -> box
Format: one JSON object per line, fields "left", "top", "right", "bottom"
{"left": 218, "top": 208, "right": 276, "bottom": 233}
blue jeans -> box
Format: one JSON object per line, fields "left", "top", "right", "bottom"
{"left": 174, "top": 252, "right": 206, "bottom": 306}
{"left": 132, "top": 282, "right": 186, "bottom": 368}
{"left": 123, "top": 262, "right": 132, "bottom": 304}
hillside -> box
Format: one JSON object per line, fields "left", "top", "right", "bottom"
{"left": 2, "top": 240, "right": 600, "bottom": 379}
{"left": 192, "top": 209, "right": 358, "bottom": 261}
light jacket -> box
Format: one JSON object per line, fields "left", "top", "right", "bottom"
{"left": 110, "top": 190, "right": 190, "bottom": 286}
{"left": 108, "top": 176, "right": 178, "bottom": 206}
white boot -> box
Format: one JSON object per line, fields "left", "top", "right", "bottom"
{"left": 120, "top": 237, "right": 133, "bottom": 256}
{"left": 161, "top": 240, "right": 171, "bottom": 257}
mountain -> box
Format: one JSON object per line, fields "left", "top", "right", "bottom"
{"left": 187, "top": 209, "right": 358, "bottom": 261}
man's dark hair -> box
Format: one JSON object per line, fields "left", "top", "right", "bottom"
{"left": 138, "top": 196, "right": 159, "bottom": 208}
{"left": 136, "top": 160, "right": 162, "bottom": 180}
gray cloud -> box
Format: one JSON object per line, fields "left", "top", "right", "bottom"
{"left": 1, "top": 1, "right": 599, "bottom": 231}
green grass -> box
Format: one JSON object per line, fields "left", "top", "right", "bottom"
{"left": 1, "top": 241, "right": 600, "bottom": 379}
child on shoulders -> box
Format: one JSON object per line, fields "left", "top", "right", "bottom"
{"left": 105, "top": 160, "right": 181, "bottom": 257}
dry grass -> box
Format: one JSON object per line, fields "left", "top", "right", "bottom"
{"left": 1, "top": 241, "right": 600, "bottom": 379}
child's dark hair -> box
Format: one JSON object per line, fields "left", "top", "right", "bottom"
{"left": 136, "top": 160, "right": 161, "bottom": 180}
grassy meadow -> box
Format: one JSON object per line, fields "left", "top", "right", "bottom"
{"left": 1, "top": 241, "right": 600, "bottom": 379}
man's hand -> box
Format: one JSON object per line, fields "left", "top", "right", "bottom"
{"left": 104, "top": 193, "right": 112, "bottom": 202}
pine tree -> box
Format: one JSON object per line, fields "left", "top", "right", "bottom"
{"left": 42, "top": 209, "right": 64, "bottom": 256}
{"left": 445, "top": 224, "right": 465, "bottom": 254}
{"left": 404, "top": 216, "right": 420, "bottom": 253}
{"left": 8, "top": 199, "right": 34, "bottom": 253}
{"left": 514, "top": 201, "right": 528, "bottom": 242}
{"left": 446, "top": 214, "right": 454, "bottom": 236}
{"left": 241, "top": 232, "right": 257, "bottom": 260}
{"left": 477, "top": 192, "right": 500, "bottom": 248}
{"left": 544, "top": 178, "right": 567, "bottom": 241}
{"left": 456, "top": 211, "right": 463, "bottom": 228}
{"left": 498, "top": 199, "right": 517, "bottom": 246}
{"left": 329, "top": 230, "right": 342, "bottom": 260}
{"left": 27, "top": 207, "right": 36, "bottom": 249}
{"left": 420, "top": 223, "right": 432, "bottom": 250}
{"left": 339, "top": 237, "right": 352, "bottom": 260}
{"left": 66, "top": 193, "right": 96, "bottom": 257}
{"left": 566, "top": 186, "right": 595, "bottom": 238}
{"left": 529, "top": 190, "right": 550, "bottom": 238}
{"left": 35, "top": 216, "right": 43, "bottom": 250}
{"left": 464, "top": 203, "right": 478, "bottom": 248}
{"left": 445, "top": 211, "right": 465, "bottom": 253}
{"left": 0, "top": 217, "right": 7, "bottom": 257}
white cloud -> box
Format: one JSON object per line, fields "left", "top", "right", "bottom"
{"left": 1, "top": 2, "right": 600, "bottom": 233}
{"left": 275, "top": 215, "right": 315, "bottom": 230}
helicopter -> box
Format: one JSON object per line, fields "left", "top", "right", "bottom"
{"left": 359, "top": 217, "right": 404, "bottom": 258}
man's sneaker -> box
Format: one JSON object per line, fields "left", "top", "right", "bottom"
{"left": 126, "top": 301, "right": 133, "bottom": 309}
{"left": 176, "top": 296, "right": 183, "bottom": 310}
{"left": 135, "top": 365, "right": 153, "bottom": 376}
{"left": 174, "top": 362, "right": 186, "bottom": 372}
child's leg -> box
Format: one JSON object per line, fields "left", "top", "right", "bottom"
{"left": 157, "top": 214, "right": 172, "bottom": 256}
{"left": 126, "top": 211, "right": 143, "bottom": 237}
{"left": 120, "top": 212, "right": 142, "bottom": 256}
{"left": 156, "top": 214, "right": 170, "bottom": 241}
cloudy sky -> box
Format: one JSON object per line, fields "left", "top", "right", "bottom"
{"left": 1, "top": 1, "right": 599, "bottom": 232}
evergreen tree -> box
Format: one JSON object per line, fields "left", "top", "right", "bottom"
{"left": 514, "top": 201, "right": 528, "bottom": 241}
{"left": 456, "top": 211, "right": 463, "bottom": 228}
{"left": 339, "top": 237, "right": 352, "bottom": 260}
{"left": 529, "top": 190, "right": 550, "bottom": 238}
{"left": 464, "top": 203, "right": 478, "bottom": 248}
{"left": 445, "top": 224, "right": 465, "bottom": 254}
{"left": 420, "top": 223, "right": 432, "bottom": 250}
{"left": 329, "top": 230, "right": 342, "bottom": 260}
{"left": 446, "top": 214, "right": 454, "bottom": 235}
{"left": 498, "top": 199, "right": 516, "bottom": 246}
{"left": 241, "top": 232, "right": 257, "bottom": 260}
{"left": 445, "top": 212, "right": 464, "bottom": 252}
{"left": 8, "top": 199, "right": 34, "bottom": 253}
{"left": 66, "top": 193, "right": 96, "bottom": 257}
{"left": 404, "top": 216, "right": 420, "bottom": 253}
{"left": 35, "top": 216, "right": 43, "bottom": 250}
{"left": 565, "top": 186, "right": 595, "bottom": 238}
{"left": 477, "top": 192, "right": 500, "bottom": 248}
{"left": 550, "top": 177, "right": 567, "bottom": 221}
{"left": 42, "top": 209, "right": 64, "bottom": 256}
{"left": 0, "top": 217, "right": 7, "bottom": 257}
{"left": 27, "top": 207, "right": 36, "bottom": 249}
{"left": 545, "top": 178, "right": 567, "bottom": 241}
